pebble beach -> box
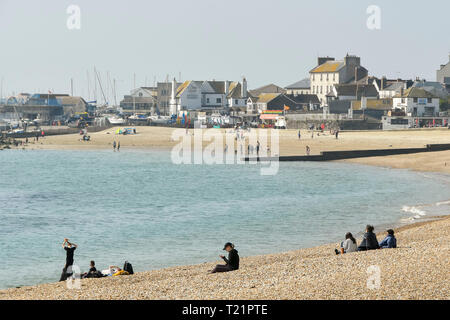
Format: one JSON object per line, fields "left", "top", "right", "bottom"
{"left": 2, "top": 215, "right": 449, "bottom": 300}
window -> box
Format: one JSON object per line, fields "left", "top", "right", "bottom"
{"left": 206, "top": 98, "right": 210, "bottom": 104}
{"left": 235, "top": 99, "right": 239, "bottom": 105}
{"left": 427, "top": 98, "right": 432, "bottom": 103}
{"left": 413, "top": 98, "right": 418, "bottom": 103}
{"left": 326, "top": 74, "right": 329, "bottom": 81}
{"left": 320, "top": 74, "right": 323, "bottom": 81}
{"left": 312, "top": 74, "right": 315, "bottom": 81}
{"left": 333, "top": 74, "right": 336, "bottom": 81}
{"left": 216, "top": 98, "right": 221, "bottom": 103}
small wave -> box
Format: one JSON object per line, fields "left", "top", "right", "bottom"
{"left": 435, "top": 200, "right": 450, "bottom": 207}
{"left": 402, "top": 206, "right": 427, "bottom": 217}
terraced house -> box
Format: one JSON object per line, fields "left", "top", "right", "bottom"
{"left": 310, "top": 54, "right": 368, "bottom": 105}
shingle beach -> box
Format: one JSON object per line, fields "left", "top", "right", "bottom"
{"left": 2, "top": 216, "right": 448, "bottom": 300}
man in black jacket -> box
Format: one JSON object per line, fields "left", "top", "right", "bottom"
{"left": 210, "top": 242, "right": 240, "bottom": 273}
{"left": 358, "top": 225, "right": 380, "bottom": 251}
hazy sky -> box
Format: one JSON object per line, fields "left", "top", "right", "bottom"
{"left": 0, "top": 0, "right": 448, "bottom": 103}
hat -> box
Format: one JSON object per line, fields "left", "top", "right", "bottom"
{"left": 223, "top": 242, "right": 233, "bottom": 250}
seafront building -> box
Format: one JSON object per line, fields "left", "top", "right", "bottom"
{"left": 392, "top": 87, "right": 440, "bottom": 117}
{"left": 120, "top": 87, "right": 158, "bottom": 115}
{"left": 309, "top": 55, "right": 368, "bottom": 105}
{"left": 169, "top": 78, "right": 249, "bottom": 115}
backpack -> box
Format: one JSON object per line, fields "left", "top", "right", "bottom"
{"left": 123, "top": 261, "right": 134, "bottom": 275}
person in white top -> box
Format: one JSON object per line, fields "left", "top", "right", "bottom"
{"left": 335, "top": 232, "right": 358, "bottom": 255}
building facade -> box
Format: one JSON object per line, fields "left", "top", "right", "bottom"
{"left": 310, "top": 55, "right": 368, "bottom": 105}
{"left": 285, "top": 78, "right": 311, "bottom": 95}
{"left": 120, "top": 87, "right": 157, "bottom": 115}
{"left": 169, "top": 78, "right": 248, "bottom": 115}
{"left": 393, "top": 87, "right": 439, "bottom": 117}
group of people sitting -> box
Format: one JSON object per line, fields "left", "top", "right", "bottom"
{"left": 335, "top": 225, "right": 397, "bottom": 255}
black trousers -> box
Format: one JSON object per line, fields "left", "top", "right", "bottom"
{"left": 211, "top": 264, "right": 232, "bottom": 273}
{"left": 59, "top": 261, "right": 74, "bottom": 281}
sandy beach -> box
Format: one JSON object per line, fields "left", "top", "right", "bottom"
{"left": 1, "top": 215, "right": 448, "bottom": 300}
{"left": 2, "top": 127, "right": 449, "bottom": 300}
{"left": 17, "top": 127, "right": 450, "bottom": 174}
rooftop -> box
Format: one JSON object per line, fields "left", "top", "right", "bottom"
{"left": 310, "top": 61, "right": 344, "bottom": 73}
{"left": 285, "top": 78, "right": 310, "bottom": 89}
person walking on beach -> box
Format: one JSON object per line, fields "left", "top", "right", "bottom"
{"left": 379, "top": 229, "right": 397, "bottom": 249}
{"left": 210, "top": 242, "right": 240, "bottom": 274}
{"left": 306, "top": 145, "right": 311, "bottom": 156}
{"left": 113, "top": 141, "right": 117, "bottom": 152}
{"left": 117, "top": 141, "right": 121, "bottom": 152}
{"left": 335, "top": 232, "right": 358, "bottom": 255}
{"left": 335, "top": 130, "right": 340, "bottom": 140}
{"left": 358, "top": 225, "right": 380, "bottom": 251}
{"left": 60, "top": 238, "right": 78, "bottom": 281}
{"left": 298, "top": 130, "right": 301, "bottom": 140}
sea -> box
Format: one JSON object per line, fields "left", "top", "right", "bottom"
{"left": 0, "top": 149, "right": 449, "bottom": 289}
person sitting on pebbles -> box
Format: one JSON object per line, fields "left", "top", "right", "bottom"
{"left": 335, "top": 232, "right": 358, "bottom": 255}
{"left": 210, "top": 242, "right": 240, "bottom": 274}
{"left": 379, "top": 229, "right": 397, "bottom": 249}
{"left": 358, "top": 225, "right": 380, "bottom": 251}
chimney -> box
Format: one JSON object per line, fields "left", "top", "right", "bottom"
{"left": 225, "top": 80, "right": 230, "bottom": 96}
{"left": 381, "top": 76, "right": 386, "bottom": 90}
{"left": 241, "top": 77, "right": 248, "bottom": 98}
{"left": 170, "top": 78, "right": 177, "bottom": 115}
{"left": 318, "top": 57, "right": 335, "bottom": 66}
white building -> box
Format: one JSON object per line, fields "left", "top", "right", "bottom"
{"left": 392, "top": 87, "right": 439, "bottom": 117}
{"left": 169, "top": 78, "right": 248, "bottom": 115}
{"left": 310, "top": 55, "right": 368, "bottom": 105}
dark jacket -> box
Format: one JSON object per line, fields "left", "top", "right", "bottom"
{"left": 222, "top": 249, "right": 240, "bottom": 270}
{"left": 379, "top": 235, "right": 397, "bottom": 249}
{"left": 358, "top": 232, "right": 380, "bottom": 251}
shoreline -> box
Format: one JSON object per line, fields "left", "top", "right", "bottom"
{"left": 5, "top": 126, "right": 450, "bottom": 174}
{"left": 1, "top": 215, "right": 449, "bottom": 300}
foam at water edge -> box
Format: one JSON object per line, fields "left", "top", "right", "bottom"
{"left": 402, "top": 205, "right": 427, "bottom": 221}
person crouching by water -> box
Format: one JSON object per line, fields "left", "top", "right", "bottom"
{"left": 358, "top": 225, "right": 380, "bottom": 251}
{"left": 335, "top": 232, "right": 358, "bottom": 255}
{"left": 379, "top": 229, "right": 397, "bottom": 249}
{"left": 59, "top": 238, "right": 78, "bottom": 281}
{"left": 210, "top": 242, "right": 239, "bottom": 274}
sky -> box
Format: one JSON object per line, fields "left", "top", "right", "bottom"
{"left": 0, "top": 0, "right": 448, "bottom": 104}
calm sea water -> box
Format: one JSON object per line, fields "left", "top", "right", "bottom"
{"left": 0, "top": 149, "right": 449, "bottom": 289}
